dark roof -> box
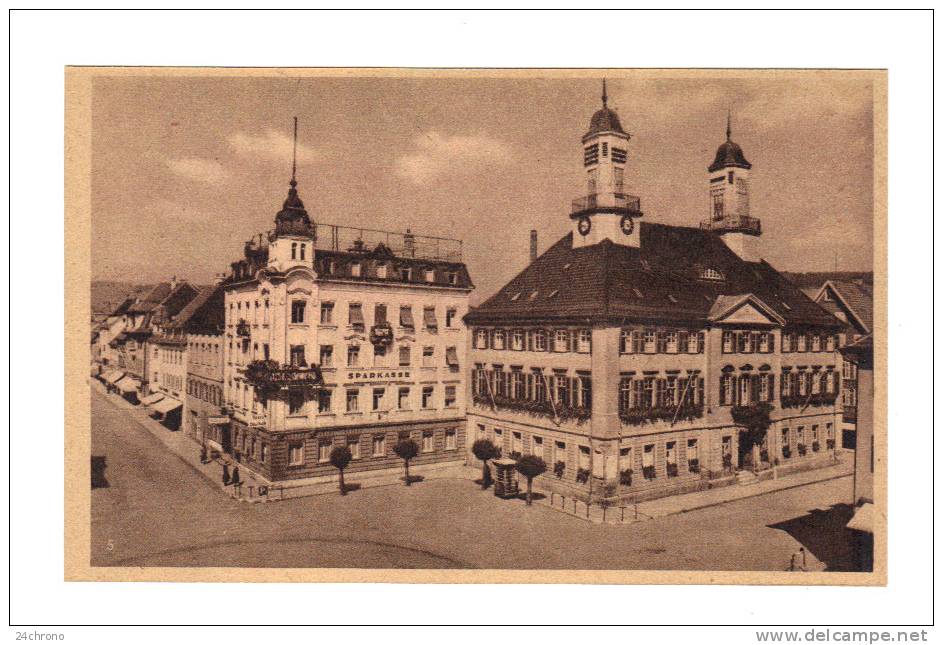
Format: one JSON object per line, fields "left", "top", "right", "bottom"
{"left": 167, "top": 285, "right": 226, "bottom": 335}
{"left": 781, "top": 271, "right": 873, "bottom": 289}
{"left": 819, "top": 280, "right": 873, "bottom": 334}
{"left": 465, "top": 223, "right": 842, "bottom": 328}
{"left": 585, "top": 106, "right": 626, "bottom": 139}
{"left": 708, "top": 139, "right": 751, "bottom": 173}
{"left": 126, "top": 282, "right": 173, "bottom": 313}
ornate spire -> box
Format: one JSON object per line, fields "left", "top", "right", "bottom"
{"left": 602, "top": 78, "right": 608, "bottom": 108}
{"left": 290, "top": 115, "right": 298, "bottom": 188}
{"left": 274, "top": 116, "right": 313, "bottom": 236}
{"left": 726, "top": 109, "right": 732, "bottom": 141}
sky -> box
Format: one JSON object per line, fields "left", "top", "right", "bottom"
{"left": 91, "top": 72, "right": 875, "bottom": 305}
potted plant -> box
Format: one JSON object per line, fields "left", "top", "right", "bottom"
{"left": 515, "top": 455, "right": 547, "bottom": 506}
{"left": 393, "top": 438, "right": 420, "bottom": 486}
{"left": 619, "top": 468, "right": 633, "bottom": 486}
{"left": 510, "top": 451, "right": 522, "bottom": 461}
{"left": 826, "top": 438, "right": 836, "bottom": 450}
{"left": 688, "top": 459, "right": 700, "bottom": 474}
{"left": 797, "top": 442, "right": 807, "bottom": 456}
{"left": 642, "top": 465, "right": 656, "bottom": 480}
{"left": 812, "top": 440, "right": 821, "bottom": 452}
{"left": 575, "top": 468, "right": 591, "bottom": 484}
{"left": 471, "top": 438, "right": 500, "bottom": 490}
{"left": 329, "top": 445, "right": 353, "bottom": 495}
{"left": 553, "top": 460, "right": 566, "bottom": 479}
{"left": 666, "top": 463, "right": 679, "bottom": 478}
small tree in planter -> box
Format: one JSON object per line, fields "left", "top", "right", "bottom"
{"left": 666, "top": 462, "right": 679, "bottom": 478}
{"left": 471, "top": 438, "right": 500, "bottom": 490}
{"left": 826, "top": 438, "right": 836, "bottom": 450}
{"left": 553, "top": 460, "right": 566, "bottom": 479}
{"left": 642, "top": 465, "right": 656, "bottom": 480}
{"left": 510, "top": 451, "right": 522, "bottom": 461}
{"left": 812, "top": 440, "right": 821, "bottom": 453}
{"left": 797, "top": 443, "right": 807, "bottom": 456}
{"left": 329, "top": 445, "right": 353, "bottom": 495}
{"left": 393, "top": 439, "right": 420, "bottom": 486}
{"left": 575, "top": 468, "right": 591, "bottom": 484}
{"left": 619, "top": 468, "right": 633, "bottom": 486}
{"left": 515, "top": 454, "right": 547, "bottom": 505}
{"left": 688, "top": 459, "right": 700, "bottom": 474}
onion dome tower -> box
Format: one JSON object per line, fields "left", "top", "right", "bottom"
{"left": 571, "top": 80, "right": 643, "bottom": 249}
{"left": 267, "top": 118, "right": 316, "bottom": 272}
{"left": 701, "top": 112, "right": 762, "bottom": 261}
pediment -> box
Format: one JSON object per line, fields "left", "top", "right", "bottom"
{"left": 709, "top": 293, "right": 785, "bottom": 326}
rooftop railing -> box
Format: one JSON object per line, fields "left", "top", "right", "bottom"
{"left": 571, "top": 192, "right": 642, "bottom": 216}
{"left": 246, "top": 222, "right": 463, "bottom": 263}
{"left": 699, "top": 215, "right": 762, "bottom": 235}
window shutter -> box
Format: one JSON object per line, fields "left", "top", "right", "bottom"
{"left": 768, "top": 333, "right": 775, "bottom": 353}
{"left": 719, "top": 376, "right": 727, "bottom": 405}
{"left": 678, "top": 331, "right": 688, "bottom": 354}
{"left": 655, "top": 379, "right": 666, "bottom": 408}
{"left": 697, "top": 332, "right": 705, "bottom": 353}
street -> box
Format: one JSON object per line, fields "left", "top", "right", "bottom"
{"left": 91, "top": 388, "right": 858, "bottom": 571}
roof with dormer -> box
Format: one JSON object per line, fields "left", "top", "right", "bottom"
{"left": 464, "top": 222, "right": 842, "bottom": 328}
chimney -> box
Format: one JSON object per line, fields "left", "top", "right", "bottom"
{"left": 214, "top": 273, "right": 227, "bottom": 286}
{"left": 530, "top": 230, "right": 538, "bottom": 263}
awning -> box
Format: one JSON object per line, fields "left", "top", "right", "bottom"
{"left": 103, "top": 370, "right": 125, "bottom": 385}
{"left": 446, "top": 346, "right": 459, "bottom": 367}
{"left": 846, "top": 502, "right": 874, "bottom": 534}
{"left": 423, "top": 307, "right": 438, "bottom": 329}
{"left": 140, "top": 392, "right": 165, "bottom": 406}
{"left": 151, "top": 397, "right": 182, "bottom": 415}
{"left": 116, "top": 377, "right": 141, "bottom": 394}
{"left": 207, "top": 416, "right": 230, "bottom": 425}
{"left": 399, "top": 306, "right": 415, "bottom": 329}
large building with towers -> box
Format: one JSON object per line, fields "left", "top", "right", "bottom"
{"left": 465, "top": 84, "right": 845, "bottom": 503}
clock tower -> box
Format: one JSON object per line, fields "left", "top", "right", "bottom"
{"left": 700, "top": 113, "right": 762, "bottom": 261}
{"left": 571, "top": 80, "right": 643, "bottom": 249}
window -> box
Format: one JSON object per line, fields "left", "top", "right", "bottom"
{"left": 318, "top": 439, "right": 332, "bottom": 463}
{"left": 578, "top": 445, "right": 591, "bottom": 470}
{"left": 317, "top": 389, "right": 332, "bottom": 413}
{"left": 642, "top": 444, "right": 655, "bottom": 478}
{"left": 720, "top": 373, "right": 734, "bottom": 405}
{"left": 445, "top": 346, "right": 459, "bottom": 368}
{"left": 826, "top": 334, "right": 836, "bottom": 351}
{"left": 291, "top": 300, "right": 306, "bottom": 324}
{"left": 399, "top": 345, "right": 411, "bottom": 366}
{"left": 372, "top": 388, "right": 385, "bottom": 411}
{"left": 319, "top": 345, "right": 333, "bottom": 368}
{"left": 739, "top": 374, "right": 752, "bottom": 404}
{"left": 372, "top": 434, "right": 386, "bottom": 457}
{"left": 445, "top": 308, "right": 457, "bottom": 328}
{"left": 643, "top": 330, "right": 657, "bottom": 353}
{"left": 374, "top": 303, "right": 387, "bottom": 325}
{"left": 260, "top": 443, "right": 268, "bottom": 463}
{"left": 620, "top": 329, "right": 633, "bottom": 354}
{"left": 288, "top": 442, "right": 304, "bottom": 466}
{"left": 783, "top": 332, "right": 794, "bottom": 353}
{"left": 444, "top": 385, "right": 457, "bottom": 408}
{"left": 348, "top": 436, "right": 361, "bottom": 459}
{"left": 348, "top": 303, "right": 364, "bottom": 330}
{"left": 475, "top": 328, "right": 488, "bottom": 349}
{"left": 722, "top": 331, "right": 734, "bottom": 353}
{"left": 425, "top": 269, "right": 435, "bottom": 282}
{"left": 422, "top": 386, "right": 434, "bottom": 408}
{"left": 511, "top": 329, "right": 524, "bottom": 351}
{"left": 811, "top": 334, "right": 822, "bottom": 352}
{"left": 373, "top": 345, "right": 389, "bottom": 368}
{"left": 448, "top": 272, "right": 458, "bottom": 286}
{"left": 534, "top": 330, "right": 547, "bottom": 352}
{"left": 350, "top": 263, "right": 362, "bottom": 278}
{"left": 320, "top": 302, "right": 334, "bottom": 324}
{"left": 288, "top": 389, "right": 305, "bottom": 415}
{"left": 512, "top": 432, "right": 523, "bottom": 455}
{"left": 759, "top": 373, "right": 770, "bottom": 402}
{"left": 402, "top": 266, "right": 413, "bottom": 281}
{"left": 759, "top": 332, "right": 770, "bottom": 353}
{"left": 445, "top": 429, "right": 457, "bottom": 450}
{"left": 290, "top": 345, "right": 306, "bottom": 367}
{"left": 665, "top": 331, "right": 678, "bottom": 354}
{"left": 687, "top": 439, "right": 699, "bottom": 471}
{"left": 493, "top": 330, "right": 506, "bottom": 350}
{"left": 737, "top": 331, "right": 750, "bottom": 353}
{"left": 554, "top": 440, "right": 566, "bottom": 465}
{"left": 577, "top": 329, "right": 592, "bottom": 353}
{"left": 422, "top": 346, "right": 434, "bottom": 368}
{"left": 377, "top": 264, "right": 388, "bottom": 279}
{"left": 554, "top": 329, "right": 570, "bottom": 353}
{"left": 532, "top": 435, "right": 543, "bottom": 456}
{"left": 347, "top": 345, "right": 360, "bottom": 367}
{"left": 797, "top": 333, "right": 808, "bottom": 352}
{"left": 400, "top": 305, "right": 415, "bottom": 330}
{"left": 781, "top": 428, "right": 790, "bottom": 455}
{"left": 291, "top": 242, "right": 297, "bottom": 260}
{"left": 666, "top": 442, "right": 677, "bottom": 476}
{"left": 346, "top": 389, "right": 359, "bottom": 413}
{"left": 422, "top": 431, "right": 434, "bottom": 452}
{"left": 398, "top": 387, "right": 410, "bottom": 409}
{"left": 423, "top": 306, "right": 438, "bottom": 331}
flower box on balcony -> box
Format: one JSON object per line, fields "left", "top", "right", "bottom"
{"left": 666, "top": 463, "right": 679, "bottom": 478}
{"left": 826, "top": 438, "right": 836, "bottom": 450}
{"left": 797, "top": 443, "right": 807, "bottom": 456}
{"left": 472, "top": 393, "right": 591, "bottom": 424}
{"left": 242, "top": 359, "right": 324, "bottom": 395}
{"left": 780, "top": 392, "right": 838, "bottom": 409}
{"left": 553, "top": 460, "right": 566, "bottom": 479}
{"left": 688, "top": 459, "right": 700, "bottom": 474}
{"left": 618, "top": 404, "right": 704, "bottom": 427}
{"left": 575, "top": 468, "right": 591, "bottom": 484}
{"left": 812, "top": 440, "right": 821, "bottom": 452}
{"left": 619, "top": 468, "right": 633, "bottom": 486}
{"left": 235, "top": 319, "right": 251, "bottom": 338}
{"left": 642, "top": 465, "right": 656, "bottom": 480}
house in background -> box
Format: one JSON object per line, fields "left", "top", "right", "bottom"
{"left": 812, "top": 278, "right": 873, "bottom": 449}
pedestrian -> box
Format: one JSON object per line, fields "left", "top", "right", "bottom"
{"left": 200, "top": 444, "right": 208, "bottom": 464}
{"left": 231, "top": 466, "right": 240, "bottom": 486}
{"left": 222, "top": 463, "right": 230, "bottom": 486}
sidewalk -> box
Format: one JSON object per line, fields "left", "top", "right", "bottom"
{"left": 530, "top": 453, "right": 853, "bottom": 525}
{"left": 92, "top": 378, "right": 476, "bottom": 503}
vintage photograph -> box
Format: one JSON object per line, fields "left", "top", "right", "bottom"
{"left": 71, "top": 68, "right": 883, "bottom": 582}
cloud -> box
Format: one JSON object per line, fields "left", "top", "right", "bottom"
{"left": 394, "top": 131, "right": 513, "bottom": 184}
{"left": 165, "top": 157, "right": 230, "bottom": 184}
{"left": 228, "top": 128, "right": 318, "bottom": 164}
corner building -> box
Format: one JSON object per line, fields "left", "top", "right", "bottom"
{"left": 221, "top": 171, "right": 473, "bottom": 483}
{"left": 465, "top": 88, "right": 844, "bottom": 502}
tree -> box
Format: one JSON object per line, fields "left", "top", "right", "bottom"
{"left": 515, "top": 454, "right": 547, "bottom": 505}
{"left": 471, "top": 438, "right": 500, "bottom": 490}
{"left": 329, "top": 445, "right": 353, "bottom": 495}
{"left": 393, "top": 439, "right": 420, "bottom": 486}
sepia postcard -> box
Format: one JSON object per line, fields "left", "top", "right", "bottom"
{"left": 64, "top": 67, "right": 886, "bottom": 584}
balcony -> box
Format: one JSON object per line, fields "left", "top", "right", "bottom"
{"left": 618, "top": 404, "right": 704, "bottom": 427}
{"left": 570, "top": 192, "right": 642, "bottom": 217}
{"left": 699, "top": 215, "right": 762, "bottom": 236}
{"left": 241, "top": 360, "right": 324, "bottom": 393}
{"left": 843, "top": 405, "right": 858, "bottom": 423}
{"left": 235, "top": 319, "right": 251, "bottom": 338}
{"left": 472, "top": 393, "right": 591, "bottom": 425}
{"left": 780, "top": 392, "right": 839, "bottom": 409}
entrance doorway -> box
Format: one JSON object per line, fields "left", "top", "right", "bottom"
{"left": 221, "top": 424, "right": 233, "bottom": 454}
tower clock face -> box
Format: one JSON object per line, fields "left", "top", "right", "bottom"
{"left": 577, "top": 216, "right": 592, "bottom": 236}
{"left": 620, "top": 214, "right": 635, "bottom": 235}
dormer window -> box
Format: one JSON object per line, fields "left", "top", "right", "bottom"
{"left": 299, "top": 243, "right": 306, "bottom": 261}
{"left": 632, "top": 288, "right": 643, "bottom": 299}
{"left": 425, "top": 269, "right": 435, "bottom": 282}
{"left": 377, "top": 264, "right": 388, "bottom": 279}
{"left": 547, "top": 289, "right": 559, "bottom": 298}
{"left": 351, "top": 263, "right": 362, "bottom": 278}
{"left": 510, "top": 292, "right": 521, "bottom": 302}
{"left": 447, "top": 272, "right": 457, "bottom": 285}
{"left": 529, "top": 291, "right": 539, "bottom": 300}
{"left": 402, "top": 266, "right": 413, "bottom": 281}
{"left": 699, "top": 268, "right": 725, "bottom": 281}
{"left": 291, "top": 242, "right": 298, "bottom": 260}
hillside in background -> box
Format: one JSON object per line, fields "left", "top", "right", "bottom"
{"left": 91, "top": 281, "right": 151, "bottom": 315}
